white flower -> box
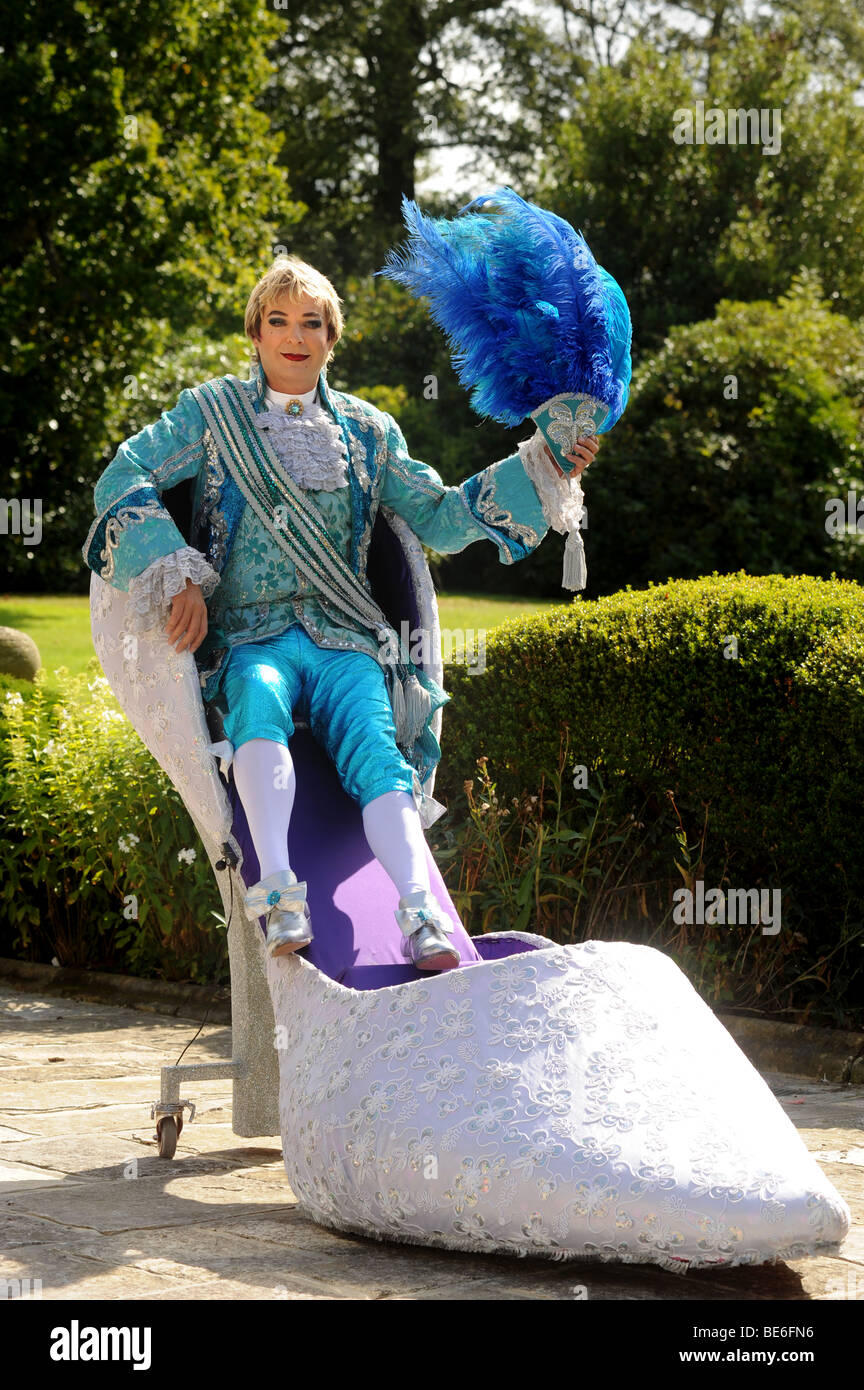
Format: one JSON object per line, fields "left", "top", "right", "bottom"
{"left": 177, "top": 847, "right": 197, "bottom": 865}
{"left": 117, "top": 834, "right": 140, "bottom": 854}
{"left": 2, "top": 691, "right": 24, "bottom": 710}
{"left": 100, "top": 708, "right": 126, "bottom": 724}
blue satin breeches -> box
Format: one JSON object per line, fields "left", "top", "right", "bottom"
{"left": 217, "top": 622, "right": 417, "bottom": 809}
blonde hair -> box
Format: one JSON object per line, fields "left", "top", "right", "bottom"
{"left": 245, "top": 255, "right": 344, "bottom": 364}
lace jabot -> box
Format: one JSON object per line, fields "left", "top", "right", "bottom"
{"left": 256, "top": 399, "right": 350, "bottom": 492}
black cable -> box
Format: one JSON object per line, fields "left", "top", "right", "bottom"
{"left": 172, "top": 841, "right": 239, "bottom": 1068}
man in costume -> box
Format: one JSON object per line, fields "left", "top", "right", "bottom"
{"left": 82, "top": 256, "right": 597, "bottom": 970}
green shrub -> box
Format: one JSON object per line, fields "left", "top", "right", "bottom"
{"left": 0, "top": 664, "right": 226, "bottom": 983}
{"left": 437, "top": 571, "right": 864, "bottom": 1025}
{"left": 0, "top": 627, "right": 41, "bottom": 680}
{"left": 581, "top": 274, "right": 864, "bottom": 598}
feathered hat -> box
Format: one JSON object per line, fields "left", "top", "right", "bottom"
{"left": 377, "top": 186, "right": 633, "bottom": 474}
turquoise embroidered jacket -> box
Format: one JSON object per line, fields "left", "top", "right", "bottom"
{"left": 82, "top": 359, "right": 551, "bottom": 703}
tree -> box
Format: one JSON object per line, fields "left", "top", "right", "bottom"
{"left": 263, "top": 0, "right": 581, "bottom": 277}
{"left": 539, "top": 22, "right": 864, "bottom": 351}
{"left": 264, "top": 1, "right": 864, "bottom": 285}
{"left": 0, "top": 0, "right": 299, "bottom": 591}
{"left": 552, "top": 0, "right": 864, "bottom": 88}
{"left": 580, "top": 274, "right": 864, "bottom": 598}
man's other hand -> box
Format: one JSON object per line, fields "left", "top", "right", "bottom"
{"left": 165, "top": 579, "right": 208, "bottom": 654}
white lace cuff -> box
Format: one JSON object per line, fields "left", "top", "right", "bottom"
{"left": 126, "top": 546, "right": 221, "bottom": 635}
{"left": 518, "top": 430, "right": 587, "bottom": 590}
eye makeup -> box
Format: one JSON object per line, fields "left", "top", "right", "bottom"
{"left": 266, "top": 313, "right": 323, "bottom": 327}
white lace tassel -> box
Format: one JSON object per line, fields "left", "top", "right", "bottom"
{"left": 519, "top": 433, "right": 588, "bottom": 592}
{"left": 563, "top": 528, "right": 587, "bottom": 591}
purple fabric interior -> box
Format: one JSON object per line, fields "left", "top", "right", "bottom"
{"left": 224, "top": 511, "right": 540, "bottom": 989}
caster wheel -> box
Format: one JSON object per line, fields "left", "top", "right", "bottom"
{"left": 156, "top": 1115, "right": 178, "bottom": 1159}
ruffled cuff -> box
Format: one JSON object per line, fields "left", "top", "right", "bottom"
{"left": 518, "top": 430, "right": 587, "bottom": 591}
{"left": 125, "top": 546, "right": 221, "bottom": 635}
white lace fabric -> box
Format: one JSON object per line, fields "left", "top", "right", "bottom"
{"left": 125, "top": 545, "right": 221, "bottom": 636}
{"left": 518, "top": 429, "right": 587, "bottom": 590}
{"left": 255, "top": 402, "right": 350, "bottom": 491}
{"left": 89, "top": 571, "right": 233, "bottom": 850}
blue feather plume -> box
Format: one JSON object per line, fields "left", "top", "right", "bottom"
{"left": 377, "top": 186, "right": 632, "bottom": 430}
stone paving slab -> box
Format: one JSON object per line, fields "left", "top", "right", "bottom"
{"left": 2, "top": 1243, "right": 221, "bottom": 1299}
{"left": 0, "top": 1123, "right": 37, "bottom": 1141}
{"left": 0, "top": 983, "right": 862, "bottom": 1302}
{"left": 0, "top": 1094, "right": 228, "bottom": 1130}
{"left": 4, "top": 1173, "right": 292, "bottom": 1234}
{"left": 146, "top": 1278, "right": 340, "bottom": 1301}
{"left": 0, "top": 1159, "right": 71, "bottom": 1193}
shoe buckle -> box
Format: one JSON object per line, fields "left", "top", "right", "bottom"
{"left": 265, "top": 885, "right": 307, "bottom": 912}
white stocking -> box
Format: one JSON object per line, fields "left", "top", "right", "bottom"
{"left": 232, "top": 738, "right": 296, "bottom": 882}
{"left": 362, "top": 789, "right": 431, "bottom": 900}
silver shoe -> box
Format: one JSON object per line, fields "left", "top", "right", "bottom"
{"left": 395, "top": 889, "right": 461, "bottom": 972}
{"left": 243, "top": 868, "right": 313, "bottom": 957}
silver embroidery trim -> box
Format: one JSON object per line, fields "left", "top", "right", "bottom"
{"left": 459, "top": 467, "right": 541, "bottom": 556}
{"left": 149, "top": 434, "right": 206, "bottom": 487}
{"left": 98, "top": 498, "right": 172, "bottom": 583}
{"left": 192, "top": 428, "right": 230, "bottom": 571}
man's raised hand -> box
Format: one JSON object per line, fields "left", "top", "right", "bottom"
{"left": 543, "top": 435, "right": 600, "bottom": 478}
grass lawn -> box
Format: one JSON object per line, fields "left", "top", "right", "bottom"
{"left": 435, "top": 590, "right": 569, "bottom": 632}
{"left": 0, "top": 594, "right": 100, "bottom": 702}
{"left": 0, "top": 590, "right": 570, "bottom": 702}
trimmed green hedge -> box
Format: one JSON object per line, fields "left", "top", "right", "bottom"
{"left": 437, "top": 572, "right": 864, "bottom": 1018}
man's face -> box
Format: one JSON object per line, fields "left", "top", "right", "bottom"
{"left": 252, "top": 292, "right": 334, "bottom": 395}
